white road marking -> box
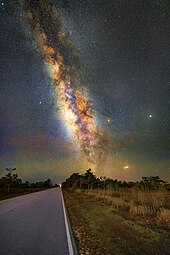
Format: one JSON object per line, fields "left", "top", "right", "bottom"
{"left": 61, "top": 188, "right": 74, "bottom": 255}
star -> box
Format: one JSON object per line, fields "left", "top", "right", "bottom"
{"left": 39, "top": 101, "right": 42, "bottom": 104}
{"left": 149, "top": 114, "right": 152, "bottom": 118}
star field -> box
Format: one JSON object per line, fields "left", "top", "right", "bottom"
{"left": 0, "top": 0, "right": 170, "bottom": 183}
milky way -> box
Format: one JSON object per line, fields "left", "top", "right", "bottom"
{"left": 23, "top": 0, "right": 110, "bottom": 165}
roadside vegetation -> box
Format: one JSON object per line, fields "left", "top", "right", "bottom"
{"left": 63, "top": 169, "right": 170, "bottom": 255}
{"left": 0, "top": 167, "right": 56, "bottom": 200}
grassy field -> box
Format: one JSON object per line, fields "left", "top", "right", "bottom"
{"left": 85, "top": 189, "right": 170, "bottom": 228}
{"left": 0, "top": 187, "right": 51, "bottom": 201}
{"left": 63, "top": 188, "right": 170, "bottom": 255}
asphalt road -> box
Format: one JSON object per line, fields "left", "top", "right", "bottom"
{"left": 0, "top": 188, "right": 71, "bottom": 255}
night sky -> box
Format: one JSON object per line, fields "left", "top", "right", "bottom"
{"left": 0, "top": 0, "right": 170, "bottom": 183}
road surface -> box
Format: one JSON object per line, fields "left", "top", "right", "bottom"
{"left": 0, "top": 188, "right": 73, "bottom": 255}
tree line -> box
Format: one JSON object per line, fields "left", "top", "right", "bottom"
{"left": 62, "top": 169, "right": 170, "bottom": 190}
{"left": 0, "top": 168, "right": 53, "bottom": 193}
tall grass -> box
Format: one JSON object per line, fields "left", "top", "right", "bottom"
{"left": 81, "top": 188, "right": 170, "bottom": 227}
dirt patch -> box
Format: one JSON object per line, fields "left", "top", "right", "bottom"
{"left": 63, "top": 189, "right": 170, "bottom": 255}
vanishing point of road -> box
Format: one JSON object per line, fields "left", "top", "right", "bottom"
{"left": 0, "top": 188, "right": 74, "bottom": 255}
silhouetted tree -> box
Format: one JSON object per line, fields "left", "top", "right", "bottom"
{"left": 43, "top": 179, "right": 52, "bottom": 187}
{"left": 84, "top": 169, "right": 96, "bottom": 189}
{"left": 5, "top": 168, "right": 16, "bottom": 192}
{"left": 141, "top": 176, "right": 166, "bottom": 190}
{"left": 62, "top": 169, "right": 169, "bottom": 191}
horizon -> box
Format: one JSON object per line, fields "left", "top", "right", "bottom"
{"left": 1, "top": 167, "right": 169, "bottom": 185}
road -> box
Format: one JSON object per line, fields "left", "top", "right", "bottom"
{"left": 0, "top": 188, "right": 73, "bottom": 255}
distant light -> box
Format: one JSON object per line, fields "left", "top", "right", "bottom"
{"left": 39, "top": 101, "right": 42, "bottom": 104}
{"left": 59, "top": 184, "right": 62, "bottom": 188}
{"left": 149, "top": 114, "right": 152, "bottom": 118}
{"left": 2, "top": 3, "right": 4, "bottom": 6}
{"left": 107, "top": 118, "right": 111, "bottom": 123}
{"left": 124, "top": 166, "right": 129, "bottom": 169}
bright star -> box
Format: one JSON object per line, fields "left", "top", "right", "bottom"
{"left": 2, "top": 2, "right": 4, "bottom": 6}
{"left": 149, "top": 114, "right": 152, "bottom": 118}
{"left": 39, "top": 101, "right": 42, "bottom": 104}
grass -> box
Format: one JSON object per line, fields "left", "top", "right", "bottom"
{"left": 123, "top": 219, "right": 160, "bottom": 240}
{"left": 0, "top": 187, "right": 51, "bottom": 201}
{"left": 83, "top": 188, "right": 170, "bottom": 228}
{"left": 63, "top": 188, "right": 170, "bottom": 255}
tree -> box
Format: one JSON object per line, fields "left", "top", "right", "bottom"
{"left": 5, "top": 167, "right": 16, "bottom": 192}
{"left": 62, "top": 169, "right": 169, "bottom": 191}
{"left": 141, "top": 176, "right": 166, "bottom": 190}
{"left": 84, "top": 169, "right": 97, "bottom": 189}
{"left": 64, "top": 173, "right": 81, "bottom": 188}
{"left": 43, "top": 179, "right": 52, "bottom": 187}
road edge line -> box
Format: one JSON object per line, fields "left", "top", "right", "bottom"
{"left": 61, "top": 188, "right": 75, "bottom": 255}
